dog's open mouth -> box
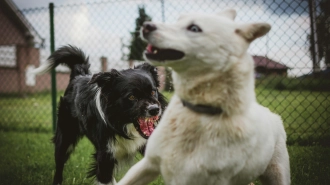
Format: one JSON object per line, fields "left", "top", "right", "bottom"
{"left": 144, "top": 44, "right": 185, "bottom": 61}
{"left": 135, "top": 115, "right": 160, "bottom": 138}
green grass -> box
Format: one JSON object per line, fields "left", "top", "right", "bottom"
{"left": 0, "top": 131, "right": 164, "bottom": 185}
{"left": 1, "top": 88, "right": 329, "bottom": 145}
{"left": 0, "top": 92, "right": 53, "bottom": 133}
{"left": 0, "top": 88, "right": 329, "bottom": 184}
{"left": 256, "top": 76, "right": 330, "bottom": 92}
{"left": 0, "top": 131, "right": 329, "bottom": 185}
{"left": 0, "top": 131, "right": 92, "bottom": 185}
{"left": 255, "top": 89, "right": 330, "bottom": 145}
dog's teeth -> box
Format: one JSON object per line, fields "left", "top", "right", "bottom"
{"left": 153, "top": 49, "right": 158, "bottom": 54}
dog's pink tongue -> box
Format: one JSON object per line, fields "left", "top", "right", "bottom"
{"left": 139, "top": 118, "right": 155, "bottom": 136}
{"left": 146, "top": 44, "right": 153, "bottom": 53}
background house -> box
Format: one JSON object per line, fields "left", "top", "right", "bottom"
{"left": 0, "top": 0, "right": 71, "bottom": 94}
{"left": 253, "top": 55, "right": 291, "bottom": 77}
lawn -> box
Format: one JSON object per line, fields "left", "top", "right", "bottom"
{"left": 0, "top": 89, "right": 329, "bottom": 184}
{"left": 0, "top": 131, "right": 329, "bottom": 185}
{"left": 255, "top": 89, "right": 330, "bottom": 145}
{"left": 1, "top": 89, "right": 329, "bottom": 145}
{"left": 0, "top": 92, "right": 52, "bottom": 133}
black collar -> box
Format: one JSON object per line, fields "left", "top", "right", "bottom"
{"left": 181, "top": 99, "right": 223, "bottom": 115}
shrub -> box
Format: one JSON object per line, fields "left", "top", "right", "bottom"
{"left": 256, "top": 76, "right": 330, "bottom": 91}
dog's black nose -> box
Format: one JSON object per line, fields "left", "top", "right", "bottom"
{"left": 142, "top": 22, "right": 157, "bottom": 37}
{"left": 147, "top": 104, "right": 160, "bottom": 116}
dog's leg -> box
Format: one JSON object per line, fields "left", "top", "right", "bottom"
{"left": 90, "top": 148, "right": 117, "bottom": 185}
{"left": 53, "top": 98, "right": 81, "bottom": 185}
{"left": 96, "top": 178, "right": 117, "bottom": 185}
{"left": 117, "top": 157, "right": 159, "bottom": 185}
{"left": 138, "top": 144, "right": 146, "bottom": 156}
{"left": 259, "top": 138, "right": 290, "bottom": 185}
{"left": 53, "top": 130, "right": 80, "bottom": 185}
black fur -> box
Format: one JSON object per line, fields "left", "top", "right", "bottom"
{"left": 43, "top": 45, "right": 167, "bottom": 185}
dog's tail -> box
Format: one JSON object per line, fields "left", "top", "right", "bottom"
{"left": 33, "top": 45, "right": 90, "bottom": 79}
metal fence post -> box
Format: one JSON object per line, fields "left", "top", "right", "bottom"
{"left": 49, "top": 3, "right": 57, "bottom": 132}
{"left": 308, "top": 0, "right": 321, "bottom": 74}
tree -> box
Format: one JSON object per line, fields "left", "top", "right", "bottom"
{"left": 309, "top": 0, "right": 330, "bottom": 70}
{"left": 127, "top": 6, "right": 151, "bottom": 66}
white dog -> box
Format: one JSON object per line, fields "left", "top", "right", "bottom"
{"left": 118, "top": 9, "right": 290, "bottom": 185}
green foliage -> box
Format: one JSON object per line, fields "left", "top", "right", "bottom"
{"left": 256, "top": 76, "right": 330, "bottom": 91}
{"left": 128, "top": 6, "right": 151, "bottom": 61}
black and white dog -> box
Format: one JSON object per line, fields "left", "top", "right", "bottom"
{"left": 34, "top": 45, "right": 167, "bottom": 185}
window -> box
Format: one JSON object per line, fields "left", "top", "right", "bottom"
{"left": 0, "top": 45, "right": 16, "bottom": 67}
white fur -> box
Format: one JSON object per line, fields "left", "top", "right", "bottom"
{"left": 118, "top": 10, "right": 290, "bottom": 185}
{"left": 146, "top": 103, "right": 162, "bottom": 117}
{"left": 95, "top": 88, "right": 107, "bottom": 124}
{"left": 96, "top": 178, "right": 117, "bottom": 185}
{"left": 107, "top": 124, "right": 147, "bottom": 183}
{"left": 31, "top": 60, "right": 54, "bottom": 75}
{"left": 107, "top": 124, "right": 146, "bottom": 163}
{"left": 96, "top": 127, "right": 147, "bottom": 185}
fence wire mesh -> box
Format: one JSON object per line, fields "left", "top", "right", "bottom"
{"left": 0, "top": 0, "right": 329, "bottom": 146}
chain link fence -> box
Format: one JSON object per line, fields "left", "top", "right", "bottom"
{"left": 0, "top": 0, "right": 329, "bottom": 146}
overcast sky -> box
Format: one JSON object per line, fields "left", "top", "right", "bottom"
{"left": 13, "top": 0, "right": 310, "bottom": 14}
{"left": 11, "top": 0, "right": 321, "bottom": 76}
{"left": 13, "top": 0, "right": 94, "bottom": 9}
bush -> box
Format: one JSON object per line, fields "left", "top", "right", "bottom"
{"left": 256, "top": 76, "right": 330, "bottom": 91}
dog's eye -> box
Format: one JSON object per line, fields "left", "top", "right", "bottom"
{"left": 151, "top": 91, "right": 156, "bottom": 96}
{"left": 128, "top": 95, "right": 136, "bottom": 101}
{"left": 187, "top": 24, "right": 202, "bottom": 32}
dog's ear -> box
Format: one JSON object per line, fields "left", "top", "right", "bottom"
{"left": 235, "top": 23, "right": 271, "bottom": 42}
{"left": 88, "top": 69, "right": 121, "bottom": 87}
{"left": 217, "top": 9, "right": 236, "bottom": 20}
{"left": 135, "top": 63, "right": 160, "bottom": 87}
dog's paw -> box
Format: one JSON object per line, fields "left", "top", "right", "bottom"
{"left": 95, "top": 178, "right": 117, "bottom": 185}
